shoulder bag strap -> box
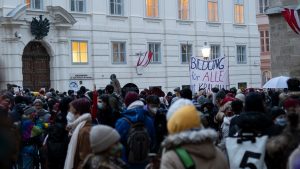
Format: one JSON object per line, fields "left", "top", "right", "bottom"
{"left": 175, "top": 147, "right": 195, "bottom": 169}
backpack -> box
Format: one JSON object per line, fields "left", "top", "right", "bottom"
{"left": 226, "top": 133, "right": 268, "bottom": 169}
{"left": 123, "top": 117, "right": 150, "bottom": 164}
{"left": 175, "top": 147, "right": 195, "bottom": 169}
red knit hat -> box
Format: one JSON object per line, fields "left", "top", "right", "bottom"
{"left": 70, "top": 98, "right": 91, "bottom": 115}
{"left": 220, "top": 97, "right": 236, "bottom": 106}
{"left": 284, "top": 98, "right": 300, "bottom": 109}
{"left": 125, "top": 92, "right": 139, "bottom": 107}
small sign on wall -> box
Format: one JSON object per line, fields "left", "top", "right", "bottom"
{"left": 70, "top": 73, "right": 94, "bottom": 80}
{"left": 69, "top": 81, "right": 79, "bottom": 91}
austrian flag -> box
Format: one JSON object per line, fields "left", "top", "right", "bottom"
{"left": 282, "top": 8, "right": 300, "bottom": 34}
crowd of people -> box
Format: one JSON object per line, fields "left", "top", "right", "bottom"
{"left": 2, "top": 75, "right": 300, "bottom": 169}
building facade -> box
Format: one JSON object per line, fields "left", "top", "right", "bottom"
{"left": 0, "top": 0, "right": 261, "bottom": 92}
{"left": 256, "top": 0, "right": 271, "bottom": 85}
{"left": 267, "top": 0, "right": 300, "bottom": 78}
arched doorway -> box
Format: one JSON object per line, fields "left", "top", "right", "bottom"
{"left": 22, "top": 41, "right": 50, "bottom": 91}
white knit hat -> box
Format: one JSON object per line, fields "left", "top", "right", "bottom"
{"left": 235, "top": 93, "right": 246, "bottom": 103}
{"left": 167, "top": 99, "right": 193, "bottom": 120}
{"left": 90, "top": 125, "right": 120, "bottom": 153}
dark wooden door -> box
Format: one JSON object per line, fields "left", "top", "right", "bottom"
{"left": 22, "top": 41, "right": 50, "bottom": 91}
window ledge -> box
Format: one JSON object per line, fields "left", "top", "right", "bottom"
{"left": 107, "top": 15, "right": 128, "bottom": 21}
{"left": 150, "top": 62, "right": 162, "bottom": 64}
{"left": 143, "top": 17, "right": 162, "bottom": 23}
{"left": 27, "top": 9, "right": 47, "bottom": 13}
{"left": 72, "top": 63, "right": 89, "bottom": 65}
{"left": 176, "top": 20, "right": 193, "bottom": 25}
{"left": 69, "top": 12, "right": 90, "bottom": 16}
{"left": 234, "top": 24, "right": 247, "bottom": 28}
{"left": 206, "top": 22, "right": 221, "bottom": 27}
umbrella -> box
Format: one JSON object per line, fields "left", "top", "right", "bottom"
{"left": 263, "top": 76, "right": 290, "bottom": 89}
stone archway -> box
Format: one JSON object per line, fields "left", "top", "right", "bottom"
{"left": 22, "top": 41, "right": 50, "bottom": 91}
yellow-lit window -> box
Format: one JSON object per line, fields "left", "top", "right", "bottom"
{"left": 72, "top": 41, "right": 88, "bottom": 64}
{"left": 235, "top": 0, "right": 244, "bottom": 24}
{"left": 208, "top": 0, "right": 218, "bottom": 22}
{"left": 146, "top": 0, "right": 159, "bottom": 17}
{"left": 178, "top": 0, "right": 189, "bottom": 20}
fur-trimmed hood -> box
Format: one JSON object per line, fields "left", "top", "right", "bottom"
{"left": 161, "top": 128, "right": 219, "bottom": 160}
{"left": 162, "top": 128, "right": 217, "bottom": 149}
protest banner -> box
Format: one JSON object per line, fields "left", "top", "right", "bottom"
{"left": 189, "top": 56, "right": 230, "bottom": 92}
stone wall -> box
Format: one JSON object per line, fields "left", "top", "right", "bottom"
{"left": 270, "top": 0, "right": 300, "bottom": 7}
{"left": 268, "top": 0, "right": 300, "bottom": 77}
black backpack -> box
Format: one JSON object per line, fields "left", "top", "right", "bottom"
{"left": 123, "top": 118, "right": 150, "bottom": 164}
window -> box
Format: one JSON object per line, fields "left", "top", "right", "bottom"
{"left": 208, "top": 0, "right": 218, "bottom": 22}
{"left": 210, "top": 45, "right": 220, "bottom": 59}
{"left": 72, "top": 41, "right": 88, "bottom": 64}
{"left": 262, "top": 71, "right": 271, "bottom": 84}
{"left": 178, "top": 0, "right": 189, "bottom": 20}
{"left": 181, "top": 44, "right": 192, "bottom": 63}
{"left": 146, "top": 0, "right": 159, "bottom": 17}
{"left": 234, "top": 0, "right": 244, "bottom": 24}
{"left": 237, "top": 45, "right": 246, "bottom": 64}
{"left": 110, "top": 0, "right": 123, "bottom": 15}
{"left": 260, "top": 30, "right": 270, "bottom": 52}
{"left": 112, "top": 42, "right": 126, "bottom": 64}
{"left": 259, "top": 0, "right": 269, "bottom": 14}
{"left": 148, "top": 43, "right": 161, "bottom": 63}
{"left": 71, "top": 0, "right": 86, "bottom": 12}
{"left": 238, "top": 82, "right": 247, "bottom": 89}
{"left": 26, "top": 0, "right": 42, "bottom": 9}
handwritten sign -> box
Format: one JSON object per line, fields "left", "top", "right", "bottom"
{"left": 189, "top": 56, "right": 229, "bottom": 92}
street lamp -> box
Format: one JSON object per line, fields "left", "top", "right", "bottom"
{"left": 201, "top": 42, "right": 211, "bottom": 60}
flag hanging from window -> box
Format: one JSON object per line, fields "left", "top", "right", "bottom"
{"left": 282, "top": 8, "right": 300, "bottom": 34}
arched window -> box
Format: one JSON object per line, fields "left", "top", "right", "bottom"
{"left": 262, "top": 71, "right": 272, "bottom": 84}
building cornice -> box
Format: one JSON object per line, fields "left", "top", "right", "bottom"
{"left": 266, "top": 4, "right": 300, "bottom": 15}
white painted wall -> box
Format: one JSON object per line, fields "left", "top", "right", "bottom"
{"left": 0, "top": 0, "right": 261, "bottom": 92}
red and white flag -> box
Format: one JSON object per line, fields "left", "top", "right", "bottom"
{"left": 282, "top": 8, "right": 300, "bottom": 34}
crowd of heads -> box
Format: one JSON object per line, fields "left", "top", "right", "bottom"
{"left": 2, "top": 76, "right": 300, "bottom": 169}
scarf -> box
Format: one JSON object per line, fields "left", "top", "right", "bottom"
{"left": 64, "top": 113, "right": 91, "bottom": 169}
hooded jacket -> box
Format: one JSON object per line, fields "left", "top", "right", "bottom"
{"left": 160, "top": 129, "right": 229, "bottom": 169}
{"left": 228, "top": 111, "right": 275, "bottom": 137}
{"left": 115, "top": 101, "right": 155, "bottom": 162}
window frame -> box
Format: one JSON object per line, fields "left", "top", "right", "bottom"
{"left": 145, "top": 0, "right": 159, "bottom": 18}
{"left": 111, "top": 41, "right": 127, "bottom": 64}
{"left": 260, "top": 30, "right": 270, "bottom": 53}
{"left": 110, "top": 0, "right": 124, "bottom": 16}
{"left": 207, "top": 0, "right": 219, "bottom": 22}
{"left": 210, "top": 44, "right": 221, "bottom": 60}
{"left": 70, "top": 0, "right": 86, "bottom": 13}
{"left": 26, "top": 0, "right": 43, "bottom": 10}
{"left": 236, "top": 45, "right": 247, "bottom": 64}
{"left": 71, "top": 40, "right": 89, "bottom": 65}
{"left": 178, "top": 0, "right": 190, "bottom": 20}
{"left": 148, "top": 42, "right": 162, "bottom": 64}
{"left": 180, "top": 43, "right": 193, "bottom": 64}
{"left": 234, "top": 0, "right": 244, "bottom": 24}
{"left": 262, "top": 71, "right": 272, "bottom": 84}
{"left": 259, "top": 0, "right": 269, "bottom": 14}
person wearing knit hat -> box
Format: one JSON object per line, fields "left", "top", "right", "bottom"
{"left": 124, "top": 92, "right": 139, "bottom": 108}
{"left": 167, "top": 105, "right": 201, "bottom": 134}
{"left": 235, "top": 93, "right": 245, "bottom": 103}
{"left": 64, "top": 98, "right": 92, "bottom": 169}
{"left": 81, "top": 125, "right": 127, "bottom": 169}
{"left": 115, "top": 92, "right": 155, "bottom": 168}
{"left": 160, "top": 103, "right": 229, "bottom": 169}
